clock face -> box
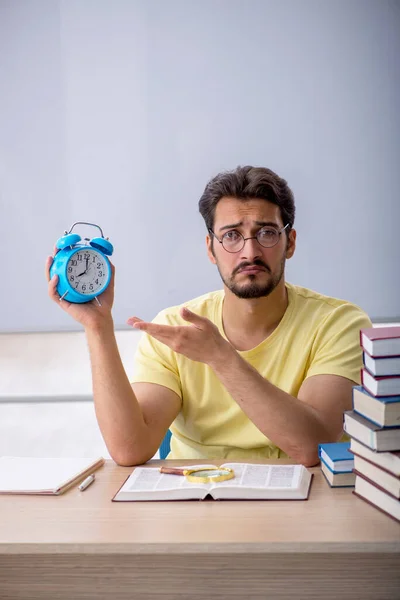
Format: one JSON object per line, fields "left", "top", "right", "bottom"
{"left": 66, "top": 248, "right": 109, "bottom": 295}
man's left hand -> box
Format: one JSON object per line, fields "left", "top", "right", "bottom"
{"left": 127, "top": 307, "right": 231, "bottom": 366}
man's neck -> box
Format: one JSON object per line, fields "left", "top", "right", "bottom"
{"left": 221, "top": 280, "right": 289, "bottom": 351}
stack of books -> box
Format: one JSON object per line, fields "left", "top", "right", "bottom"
{"left": 318, "top": 442, "right": 355, "bottom": 487}
{"left": 343, "top": 325, "right": 400, "bottom": 523}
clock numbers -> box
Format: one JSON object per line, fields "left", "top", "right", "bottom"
{"left": 66, "top": 249, "right": 108, "bottom": 295}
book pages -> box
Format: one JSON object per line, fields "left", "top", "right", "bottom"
{"left": 122, "top": 464, "right": 216, "bottom": 493}
{"left": 119, "top": 463, "right": 305, "bottom": 494}
{"left": 218, "top": 463, "right": 301, "bottom": 489}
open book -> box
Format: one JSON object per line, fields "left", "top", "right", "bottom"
{"left": 0, "top": 456, "right": 105, "bottom": 495}
{"left": 112, "top": 463, "right": 313, "bottom": 501}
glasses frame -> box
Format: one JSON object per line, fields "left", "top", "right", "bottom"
{"left": 209, "top": 223, "right": 290, "bottom": 253}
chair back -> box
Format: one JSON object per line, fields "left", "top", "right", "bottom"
{"left": 159, "top": 429, "right": 172, "bottom": 459}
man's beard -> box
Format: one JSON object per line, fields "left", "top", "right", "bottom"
{"left": 216, "top": 255, "right": 286, "bottom": 299}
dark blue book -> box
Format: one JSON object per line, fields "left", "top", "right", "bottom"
{"left": 344, "top": 410, "right": 400, "bottom": 452}
{"left": 352, "top": 386, "right": 400, "bottom": 428}
{"left": 363, "top": 352, "right": 400, "bottom": 377}
{"left": 318, "top": 442, "right": 354, "bottom": 473}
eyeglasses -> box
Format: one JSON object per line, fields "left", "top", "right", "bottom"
{"left": 209, "top": 223, "right": 290, "bottom": 253}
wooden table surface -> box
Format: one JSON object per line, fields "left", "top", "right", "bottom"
{"left": 1, "top": 459, "right": 399, "bottom": 599}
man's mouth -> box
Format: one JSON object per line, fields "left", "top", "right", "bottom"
{"left": 238, "top": 266, "right": 267, "bottom": 274}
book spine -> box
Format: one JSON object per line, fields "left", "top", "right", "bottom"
{"left": 362, "top": 370, "right": 400, "bottom": 398}
{"left": 353, "top": 470, "right": 400, "bottom": 500}
{"left": 352, "top": 490, "right": 400, "bottom": 523}
{"left": 320, "top": 458, "right": 353, "bottom": 474}
{"left": 350, "top": 450, "right": 400, "bottom": 478}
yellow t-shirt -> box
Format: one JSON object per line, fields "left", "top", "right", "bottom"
{"left": 132, "top": 283, "right": 372, "bottom": 460}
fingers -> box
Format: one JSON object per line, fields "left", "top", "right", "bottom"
{"left": 48, "top": 272, "right": 59, "bottom": 302}
{"left": 127, "top": 318, "right": 172, "bottom": 339}
{"left": 180, "top": 307, "right": 208, "bottom": 329}
{"left": 126, "top": 316, "right": 144, "bottom": 327}
{"left": 46, "top": 254, "right": 61, "bottom": 302}
{"left": 109, "top": 261, "right": 116, "bottom": 284}
{"left": 45, "top": 255, "right": 53, "bottom": 283}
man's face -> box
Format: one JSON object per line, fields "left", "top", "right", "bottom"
{"left": 206, "top": 197, "right": 296, "bottom": 299}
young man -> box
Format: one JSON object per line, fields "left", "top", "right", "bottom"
{"left": 46, "top": 166, "right": 371, "bottom": 467}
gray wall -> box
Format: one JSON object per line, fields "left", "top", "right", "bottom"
{"left": 1, "top": 0, "right": 399, "bottom": 332}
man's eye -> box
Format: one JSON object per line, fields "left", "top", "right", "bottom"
{"left": 258, "top": 229, "right": 276, "bottom": 239}
{"left": 224, "top": 230, "right": 241, "bottom": 241}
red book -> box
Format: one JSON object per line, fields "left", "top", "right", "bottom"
{"left": 361, "top": 368, "right": 400, "bottom": 398}
{"left": 360, "top": 326, "right": 400, "bottom": 358}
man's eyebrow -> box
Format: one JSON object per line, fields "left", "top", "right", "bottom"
{"left": 255, "top": 221, "right": 280, "bottom": 229}
{"left": 218, "top": 221, "right": 280, "bottom": 232}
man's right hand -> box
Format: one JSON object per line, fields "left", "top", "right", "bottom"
{"left": 45, "top": 251, "right": 115, "bottom": 331}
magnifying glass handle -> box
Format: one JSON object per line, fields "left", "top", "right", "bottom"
{"left": 159, "top": 467, "right": 187, "bottom": 476}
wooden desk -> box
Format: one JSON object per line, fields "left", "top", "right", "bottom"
{"left": 0, "top": 459, "right": 399, "bottom": 600}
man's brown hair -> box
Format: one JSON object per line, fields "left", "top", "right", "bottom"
{"left": 198, "top": 166, "right": 296, "bottom": 236}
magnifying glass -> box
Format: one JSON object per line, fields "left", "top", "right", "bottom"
{"left": 159, "top": 466, "right": 235, "bottom": 483}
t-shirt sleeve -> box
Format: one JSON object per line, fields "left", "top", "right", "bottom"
{"left": 131, "top": 310, "right": 182, "bottom": 398}
{"left": 305, "top": 303, "right": 372, "bottom": 384}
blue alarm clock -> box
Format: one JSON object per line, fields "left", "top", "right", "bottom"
{"left": 50, "top": 221, "right": 114, "bottom": 304}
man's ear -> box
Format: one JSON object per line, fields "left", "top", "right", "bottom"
{"left": 286, "top": 228, "right": 296, "bottom": 259}
{"left": 206, "top": 234, "right": 217, "bottom": 265}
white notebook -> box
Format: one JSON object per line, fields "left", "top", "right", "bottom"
{"left": 0, "top": 456, "right": 105, "bottom": 495}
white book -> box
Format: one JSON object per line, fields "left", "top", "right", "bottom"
{"left": 350, "top": 438, "right": 400, "bottom": 477}
{"left": 320, "top": 461, "right": 355, "bottom": 488}
{"left": 112, "top": 463, "right": 313, "bottom": 501}
{"left": 354, "top": 475, "right": 400, "bottom": 523}
{"left": 353, "top": 455, "right": 400, "bottom": 499}
{"left": 0, "top": 456, "right": 105, "bottom": 495}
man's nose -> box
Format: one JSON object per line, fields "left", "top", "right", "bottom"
{"left": 240, "top": 236, "right": 263, "bottom": 261}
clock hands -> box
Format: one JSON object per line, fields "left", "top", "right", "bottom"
{"left": 77, "top": 258, "right": 89, "bottom": 278}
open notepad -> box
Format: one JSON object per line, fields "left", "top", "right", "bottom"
{"left": 0, "top": 456, "right": 105, "bottom": 495}
{"left": 113, "top": 463, "right": 313, "bottom": 501}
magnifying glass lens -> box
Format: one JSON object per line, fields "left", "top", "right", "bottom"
{"left": 189, "top": 469, "right": 229, "bottom": 478}
{"left": 185, "top": 467, "right": 235, "bottom": 483}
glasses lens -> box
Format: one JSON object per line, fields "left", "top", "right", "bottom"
{"left": 257, "top": 228, "right": 279, "bottom": 248}
{"left": 222, "top": 231, "right": 244, "bottom": 252}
